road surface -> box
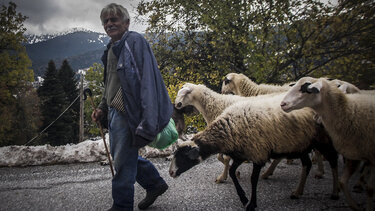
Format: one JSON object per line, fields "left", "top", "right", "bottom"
{"left": 0, "top": 156, "right": 368, "bottom": 210}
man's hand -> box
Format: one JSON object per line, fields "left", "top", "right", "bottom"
{"left": 91, "top": 108, "right": 104, "bottom": 123}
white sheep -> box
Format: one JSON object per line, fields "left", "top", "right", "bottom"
{"left": 312, "top": 78, "right": 361, "bottom": 178}
{"left": 280, "top": 77, "right": 375, "bottom": 211}
{"left": 222, "top": 74, "right": 367, "bottom": 179}
{"left": 328, "top": 78, "right": 361, "bottom": 94}
{"left": 172, "top": 104, "right": 198, "bottom": 139}
{"left": 360, "top": 89, "right": 375, "bottom": 95}
{"left": 176, "top": 82, "right": 295, "bottom": 183}
{"left": 175, "top": 83, "right": 254, "bottom": 183}
{"left": 221, "top": 72, "right": 296, "bottom": 179}
{"left": 170, "top": 92, "right": 340, "bottom": 211}
{"left": 221, "top": 73, "right": 291, "bottom": 96}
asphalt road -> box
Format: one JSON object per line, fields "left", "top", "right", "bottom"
{"left": 0, "top": 156, "right": 368, "bottom": 211}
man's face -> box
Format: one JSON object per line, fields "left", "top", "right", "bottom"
{"left": 102, "top": 14, "right": 129, "bottom": 42}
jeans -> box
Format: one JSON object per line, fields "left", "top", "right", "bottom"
{"left": 108, "top": 107, "right": 166, "bottom": 210}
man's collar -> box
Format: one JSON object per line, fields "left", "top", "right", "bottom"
{"left": 111, "top": 31, "right": 130, "bottom": 58}
{"left": 110, "top": 30, "right": 129, "bottom": 45}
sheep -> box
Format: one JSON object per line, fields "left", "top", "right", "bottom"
{"left": 360, "top": 89, "right": 375, "bottom": 95}
{"left": 222, "top": 73, "right": 312, "bottom": 178}
{"left": 307, "top": 79, "right": 374, "bottom": 184}
{"left": 175, "top": 83, "right": 254, "bottom": 183}
{"left": 175, "top": 82, "right": 296, "bottom": 183}
{"left": 221, "top": 73, "right": 366, "bottom": 179}
{"left": 327, "top": 79, "right": 361, "bottom": 94}
{"left": 352, "top": 161, "right": 372, "bottom": 193}
{"left": 170, "top": 92, "right": 340, "bottom": 211}
{"left": 221, "top": 73, "right": 295, "bottom": 180}
{"left": 312, "top": 78, "right": 361, "bottom": 178}
{"left": 221, "top": 73, "right": 291, "bottom": 96}
{"left": 172, "top": 104, "right": 198, "bottom": 140}
{"left": 280, "top": 76, "right": 375, "bottom": 211}
{"left": 175, "top": 83, "right": 339, "bottom": 194}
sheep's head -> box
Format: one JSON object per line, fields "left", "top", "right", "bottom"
{"left": 175, "top": 83, "right": 195, "bottom": 109}
{"left": 173, "top": 104, "right": 198, "bottom": 116}
{"left": 329, "top": 79, "right": 360, "bottom": 94}
{"left": 221, "top": 73, "right": 239, "bottom": 95}
{"left": 337, "top": 83, "right": 349, "bottom": 94}
{"left": 280, "top": 77, "right": 323, "bottom": 113}
{"left": 169, "top": 141, "right": 202, "bottom": 178}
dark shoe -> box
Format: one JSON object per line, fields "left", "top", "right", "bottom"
{"left": 138, "top": 183, "right": 168, "bottom": 210}
{"left": 107, "top": 206, "right": 121, "bottom": 211}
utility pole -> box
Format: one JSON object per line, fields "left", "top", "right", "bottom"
{"left": 79, "top": 74, "right": 84, "bottom": 142}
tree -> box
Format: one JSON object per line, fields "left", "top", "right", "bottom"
{"left": 135, "top": 0, "right": 374, "bottom": 132}
{"left": 0, "top": 2, "right": 37, "bottom": 146}
{"left": 310, "top": 0, "right": 375, "bottom": 88}
{"left": 37, "top": 60, "right": 70, "bottom": 146}
{"left": 137, "top": 0, "right": 375, "bottom": 88}
{"left": 12, "top": 84, "right": 42, "bottom": 145}
{"left": 83, "top": 63, "right": 105, "bottom": 137}
{"left": 58, "top": 60, "right": 79, "bottom": 143}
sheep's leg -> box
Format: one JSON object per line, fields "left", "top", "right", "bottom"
{"left": 217, "top": 153, "right": 225, "bottom": 163}
{"left": 291, "top": 153, "right": 312, "bottom": 199}
{"left": 353, "top": 161, "right": 369, "bottom": 193}
{"left": 365, "top": 165, "right": 374, "bottom": 211}
{"left": 216, "top": 154, "right": 231, "bottom": 183}
{"left": 229, "top": 158, "right": 247, "bottom": 206}
{"left": 261, "top": 158, "right": 282, "bottom": 179}
{"left": 314, "top": 151, "right": 325, "bottom": 179}
{"left": 324, "top": 153, "right": 339, "bottom": 200}
{"left": 316, "top": 143, "right": 339, "bottom": 200}
{"left": 246, "top": 163, "right": 263, "bottom": 211}
{"left": 340, "top": 159, "right": 361, "bottom": 211}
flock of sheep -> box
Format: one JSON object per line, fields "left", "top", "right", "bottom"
{"left": 167, "top": 73, "right": 375, "bottom": 211}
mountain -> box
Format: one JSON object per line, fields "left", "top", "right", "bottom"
{"left": 25, "top": 28, "right": 110, "bottom": 77}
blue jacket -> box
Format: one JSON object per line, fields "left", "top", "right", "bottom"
{"left": 101, "top": 31, "right": 173, "bottom": 148}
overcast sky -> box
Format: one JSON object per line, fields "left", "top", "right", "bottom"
{"left": 1, "top": 0, "right": 337, "bottom": 35}
{"left": 0, "top": 0, "right": 147, "bottom": 35}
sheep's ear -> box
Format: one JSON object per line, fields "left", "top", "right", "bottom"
{"left": 224, "top": 77, "right": 231, "bottom": 85}
{"left": 313, "top": 114, "right": 323, "bottom": 124}
{"left": 338, "top": 83, "right": 348, "bottom": 93}
{"left": 177, "top": 86, "right": 193, "bottom": 97}
{"left": 307, "top": 81, "right": 322, "bottom": 93}
{"left": 187, "top": 147, "right": 200, "bottom": 160}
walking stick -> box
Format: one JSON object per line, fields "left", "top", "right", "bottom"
{"left": 83, "top": 88, "right": 114, "bottom": 177}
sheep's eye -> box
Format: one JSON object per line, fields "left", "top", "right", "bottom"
{"left": 224, "top": 78, "right": 230, "bottom": 85}
{"left": 300, "top": 82, "right": 319, "bottom": 94}
{"left": 300, "top": 82, "right": 312, "bottom": 93}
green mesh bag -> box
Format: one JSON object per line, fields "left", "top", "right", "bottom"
{"left": 148, "top": 118, "right": 178, "bottom": 150}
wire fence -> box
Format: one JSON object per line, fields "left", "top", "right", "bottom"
{"left": 24, "top": 93, "right": 81, "bottom": 145}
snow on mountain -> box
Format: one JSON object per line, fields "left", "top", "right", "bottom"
{"left": 25, "top": 27, "right": 106, "bottom": 44}
{"left": 25, "top": 28, "right": 111, "bottom": 76}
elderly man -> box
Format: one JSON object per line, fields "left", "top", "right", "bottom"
{"left": 91, "top": 3, "right": 173, "bottom": 211}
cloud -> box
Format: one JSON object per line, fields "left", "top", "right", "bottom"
{"left": 0, "top": 0, "right": 147, "bottom": 35}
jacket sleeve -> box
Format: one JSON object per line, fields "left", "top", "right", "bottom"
{"left": 133, "top": 36, "right": 161, "bottom": 140}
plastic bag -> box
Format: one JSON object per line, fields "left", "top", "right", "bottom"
{"left": 148, "top": 118, "right": 178, "bottom": 150}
